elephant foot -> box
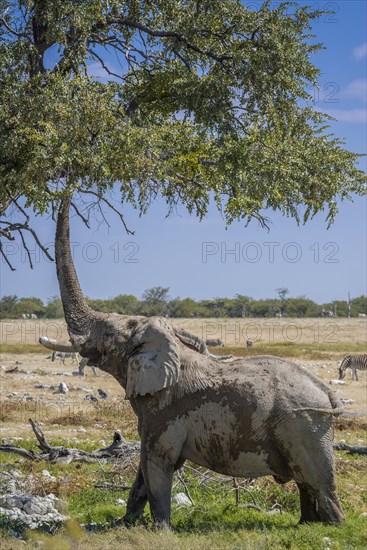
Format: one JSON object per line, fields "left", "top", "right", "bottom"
{"left": 151, "top": 520, "right": 174, "bottom": 531}
{"left": 122, "top": 513, "right": 148, "bottom": 528}
{"left": 297, "top": 484, "right": 344, "bottom": 525}
{"left": 317, "top": 492, "right": 345, "bottom": 525}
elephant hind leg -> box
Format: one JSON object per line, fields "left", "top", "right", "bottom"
{"left": 297, "top": 483, "right": 344, "bottom": 525}
{"left": 142, "top": 457, "right": 174, "bottom": 527}
{"left": 124, "top": 466, "right": 148, "bottom": 525}
{"left": 297, "top": 483, "right": 319, "bottom": 524}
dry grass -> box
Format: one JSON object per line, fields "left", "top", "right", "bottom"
{"left": 1, "top": 317, "right": 366, "bottom": 348}
{"left": 176, "top": 317, "right": 367, "bottom": 346}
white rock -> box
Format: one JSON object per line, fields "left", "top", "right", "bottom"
{"left": 0, "top": 495, "right": 24, "bottom": 509}
{"left": 0, "top": 493, "right": 69, "bottom": 528}
{"left": 58, "top": 382, "right": 68, "bottom": 394}
{"left": 341, "top": 399, "right": 355, "bottom": 405}
{"left": 78, "top": 426, "right": 86, "bottom": 433}
{"left": 329, "top": 380, "right": 345, "bottom": 385}
{"left": 40, "top": 470, "right": 55, "bottom": 481}
{"left": 172, "top": 493, "right": 192, "bottom": 507}
{"left": 115, "top": 499, "right": 126, "bottom": 506}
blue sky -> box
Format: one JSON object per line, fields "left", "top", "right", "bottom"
{"left": 1, "top": 0, "right": 366, "bottom": 305}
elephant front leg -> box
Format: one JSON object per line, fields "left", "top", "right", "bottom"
{"left": 141, "top": 456, "right": 174, "bottom": 528}
{"left": 123, "top": 465, "right": 148, "bottom": 525}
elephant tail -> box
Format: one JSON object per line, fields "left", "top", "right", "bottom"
{"left": 292, "top": 407, "right": 345, "bottom": 416}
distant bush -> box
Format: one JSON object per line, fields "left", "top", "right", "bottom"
{"left": 1, "top": 291, "right": 366, "bottom": 319}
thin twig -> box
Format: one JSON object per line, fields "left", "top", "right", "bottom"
{"left": 177, "top": 469, "right": 195, "bottom": 506}
{"left": 79, "top": 190, "right": 135, "bottom": 235}
{"left": 18, "top": 228, "right": 33, "bottom": 269}
{"left": 71, "top": 201, "right": 90, "bottom": 228}
{"left": 0, "top": 241, "right": 15, "bottom": 270}
{"left": 0, "top": 17, "right": 27, "bottom": 38}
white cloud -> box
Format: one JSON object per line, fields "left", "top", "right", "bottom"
{"left": 322, "top": 108, "right": 367, "bottom": 124}
{"left": 352, "top": 42, "right": 367, "bottom": 60}
{"left": 342, "top": 79, "right": 367, "bottom": 102}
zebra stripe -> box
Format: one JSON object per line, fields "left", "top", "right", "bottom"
{"left": 339, "top": 355, "right": 367, "bottom": 381}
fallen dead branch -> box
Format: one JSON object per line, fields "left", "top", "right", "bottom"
{"left": 94, "top": 482, "right": 132, "bottom": 490}
{"left": 334, "top": 442, "right": 367, "bottom": 455}
{"left": 0, "top": 418, "right": 140, "bottom": 463}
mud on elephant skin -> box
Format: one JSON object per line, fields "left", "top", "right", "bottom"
{"left": 40, "top": 197, "right": 345, "bottom": 528}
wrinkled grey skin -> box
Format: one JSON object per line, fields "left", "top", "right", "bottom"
{"left": 40, "top": 199, "right": 344, "bottom": 527}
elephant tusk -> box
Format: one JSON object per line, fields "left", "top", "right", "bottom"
{"left": 39, "top": 336, "right": 78, "bottom": 353}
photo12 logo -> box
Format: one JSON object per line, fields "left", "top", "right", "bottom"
{"left": 201, "top": 320, "right": 339, "bottom": 345}
{"left": 201, "top": 242, "right": 339, "bottom": 264}
{"left": 0, "top": 240, "right": 140, "bottom": 266}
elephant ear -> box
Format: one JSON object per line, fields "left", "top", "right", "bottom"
{"left": 126, "top": 318, "right": 180, "bottom": 398}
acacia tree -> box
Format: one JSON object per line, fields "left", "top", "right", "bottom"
{"left": 0, "top": 0, "right": 366, "bottom": 269}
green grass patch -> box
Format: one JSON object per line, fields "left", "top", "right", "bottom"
{"left": 0, "top": 434, "right": 366, "bottom": 548}
{"left": 218, "top": 342, "right": 367, "bottom": 360}
{"left": 0, "top": 343, "right": 46, "bottom": 354}
{"left": 1, "top": 340, "right": 366, "bottom": 358}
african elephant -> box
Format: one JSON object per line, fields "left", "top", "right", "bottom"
{"left": 40, "top": 198, "right": 344, "bottom": 527}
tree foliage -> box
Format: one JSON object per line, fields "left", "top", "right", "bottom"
{"left": 0, "top": 1, "right": 366, "bottom": 269}
{"left": 2, "top": 291, "right": 366, "bottom": 319}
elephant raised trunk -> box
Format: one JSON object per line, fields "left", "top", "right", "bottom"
{"left": 55, "top": 197, "right": 100, "bottom": 346}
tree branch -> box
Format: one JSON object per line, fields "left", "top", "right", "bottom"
{"left": 88, "top": 49, "right": 124, "bottom": 81}
{"left": 334, "top": 442, "right": 367, "bottom": 455}
{"left": 78, "top": 190, "right": 135, "bottom": 235}
{"left": 99, "top": 18, "right": 232, "bottom": 64}
{"left": 71, "top": 201, "right": 90, "bottom": 228}
{"left": 0, "top": 241, "right": 15, "bottom": 271}
{"left": 18, "top": 228, "right": 33, "bottom": 269}
{"left": 0, "top": 17, "right": 27, "bottom": 38}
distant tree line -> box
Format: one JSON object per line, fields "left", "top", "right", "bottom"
{"left": 0, "top": 289, "right": 366, "bottom": 319}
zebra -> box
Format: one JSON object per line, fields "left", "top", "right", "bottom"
{"left": 338, "top": 355, "right": 367, "bottom": 381}
{"left": 205, "top": 338, "right": 224, "bottom": 347}
{"left": 51, "top": 351, "right": 78, "bottom": 365}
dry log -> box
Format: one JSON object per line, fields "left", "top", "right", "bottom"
{"left": 0, "top": 418, "right": 140, "bottom": 463}
{"left": 334, "top": 442, "right": 367, "bottom": 455}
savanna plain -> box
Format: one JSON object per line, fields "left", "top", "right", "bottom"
{"left": 0, "top": 318, "right": 366, "bottom": 549}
